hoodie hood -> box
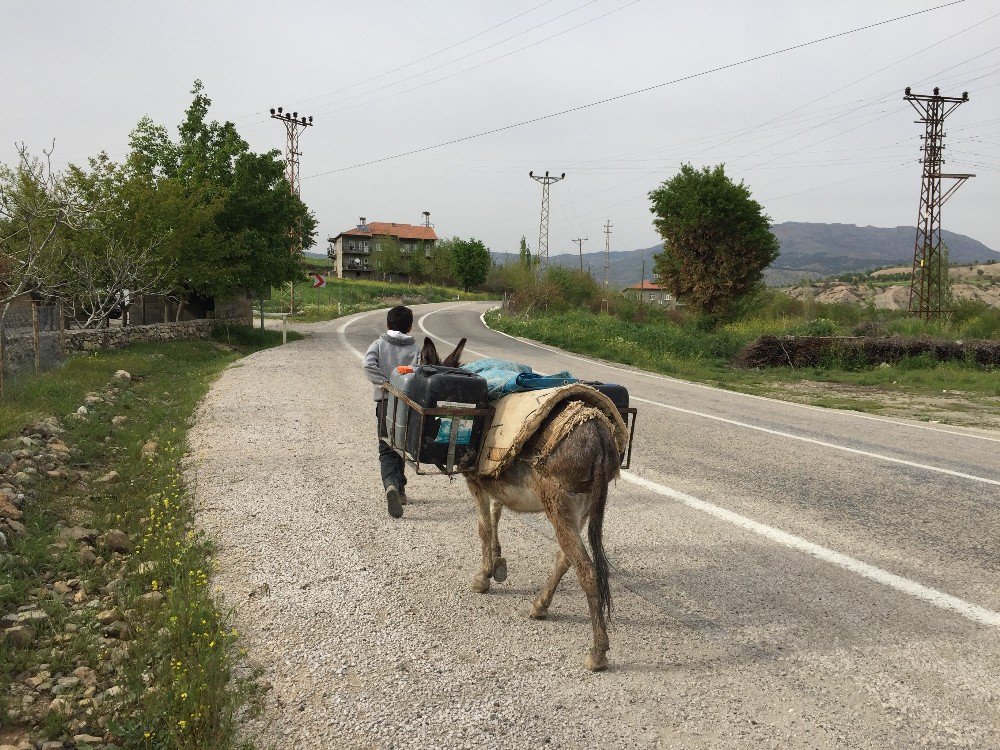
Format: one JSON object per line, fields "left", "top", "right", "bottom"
{"left": 382, "top": 331, "right": 415, "bottom": 346}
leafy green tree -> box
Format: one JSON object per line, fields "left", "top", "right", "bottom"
{"left": 426, "top": 239, "right": 456, "bottom": 286}
{"left": 128, "top": 81, "right": 316, "bottom": 307}
{"left": 0, "top": 145, "right": 79, "bottom": 309}
{"left": 60, "top": 154, "right": 189, "bottom": 327}
{"left": 406, "top": 247, "right": 427, "bottom": 282}
{"left": 450, "top": 237, "right": 491, "bottom": 291}
{"left": 373, "top": 236, "right": 407, "bottom": 281}
{"left": 649, "top": 164, "right": 779, "bottom": 316}
{"left": 518, "top": 235, "right": 534, "bottom": 268}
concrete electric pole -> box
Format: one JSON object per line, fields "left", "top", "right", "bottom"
{"left": 529, "top": 171, "right": 565, "bottom": 269}
{"left": 903, "top": 87, "right": 972, "bottom": 319}
{"left": 572, "top": 237, "right": 588, "bottom": 273}
{"left": 270, "top": 106, "right": 314, "bottom": 313}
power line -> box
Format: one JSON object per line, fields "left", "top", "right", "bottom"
{"left": 232, "top": 0, "right": 560, "bottom": 121}
{"left": 314, "top": 0, "right": 605, "bottom": 111}
{"left": 311, "top": 1, "right": 642, "bottom": 118}
{"left": 304, "top": 0, "right": 968, "bottom": 179}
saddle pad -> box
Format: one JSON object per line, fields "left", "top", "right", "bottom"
{"left": 476, "top": 384, "right": 629, "bottom": 478}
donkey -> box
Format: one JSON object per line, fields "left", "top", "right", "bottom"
{"left": 421, "top": 337, "right": 621, "bottom": 671}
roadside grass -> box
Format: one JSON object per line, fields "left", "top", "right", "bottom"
{"left": 1, "top": 329, "right": 279, "bottom": 749}
{"left": 486, "top": 308, "right": 999, "bottom": 421}
{"left": 264, "top": 277, "right": 490, "bottom": 323}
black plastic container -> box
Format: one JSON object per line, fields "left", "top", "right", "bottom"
{"left": 580, "top": 381, "right": 630, "bottom": 412}
{"left": 402, "top": 365, "right": 489, "bottom": 468}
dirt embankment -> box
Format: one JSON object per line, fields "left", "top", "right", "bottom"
{"left": 783, "top": 282, "right": 1000, "bottom": 309}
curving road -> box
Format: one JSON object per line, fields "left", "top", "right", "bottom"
{"left": 190, "top": 301, "right": 1000, "bottom": 750}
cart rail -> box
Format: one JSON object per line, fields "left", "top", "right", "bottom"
{"left": 380, "top": 383, "right": 638, "bottom": 475}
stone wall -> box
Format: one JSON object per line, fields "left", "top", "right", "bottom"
{"left": 63, "top": 321, "right": 216, "bottom": 353}
{"left": 1, "top": 303, "right": 63, "bottom": 378}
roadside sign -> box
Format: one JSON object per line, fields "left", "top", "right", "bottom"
{"left": 311, "top": 273, "right": 327, "bottom": 288}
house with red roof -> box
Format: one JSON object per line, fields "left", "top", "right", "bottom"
{"left": 622, "top": 280, "right": 675, "bottom": 306}
{"left": 328, "top": 216, "right": 439, "bottom": 279}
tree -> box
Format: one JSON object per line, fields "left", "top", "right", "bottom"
{"left": 0, "top": 145, "right": 80, "bottom": 310}
{"left": 372, "top": 236, "right": 407, "bottom": 281}
{"left": 518, "top": 235, "right": 534, "bottom": 268}
{"left": 426, "top": 239, "right": 455, "bottom": 286}
{"left": 649, "top": 164, "right": 779, "bottom": 317}
{"left": 128, "top": 81, "right": 316, "bottom": 309}
{"left": 60, "top": 155, "right": 180, "bottom": 328}
{"left": 450, "top": 237, "right": 491, "bottom": 291}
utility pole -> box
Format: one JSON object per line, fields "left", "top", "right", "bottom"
{"left": 602, "top": 219, "right": 613, "bottom": 312}
{"left": 572, "top": 237, "right": 588, "bottom": 272}
{"left": 528, "top": 171, "right": 565, "bottom": 269}
{"left": 903, "top": 87, "right": 972, "bottom": 320}
{"left": 270, "top": 106, "right": 314, "bottom": 313}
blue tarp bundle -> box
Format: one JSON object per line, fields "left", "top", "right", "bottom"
{"left": 462, "top": 358, "right": 577, "bottom": 400}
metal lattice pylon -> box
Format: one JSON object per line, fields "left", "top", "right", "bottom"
{"left": 529, "top": 171, "right": 565, "bottom": 268}
{"left": 904, "top": 87, "right": 972, "bottom": 319}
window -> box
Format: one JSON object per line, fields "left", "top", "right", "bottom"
{"left": 349, "top": 241, "right": 356, "bottom": 252}
{"left": 364, "top": 241, "right": 370, "bottom": 253}
{"left": 648, "top": 293, "right": 655, "bottom": 301}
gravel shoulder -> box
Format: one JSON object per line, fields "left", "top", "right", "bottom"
{"left": 188, "top": 305, "right": 1000, "bottom": 749}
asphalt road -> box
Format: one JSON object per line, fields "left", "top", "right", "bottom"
{"left": 193, "top": 301, "right": 1000, "bottom": 749}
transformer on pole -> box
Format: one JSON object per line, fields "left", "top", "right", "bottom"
{"left": 903, "top": 87, "right": 972, "bottom": 319}
{"left": 602, "top": 219, "right": 613, "bottom": 313}
{"left": 270, "top": 106, "right": 314, "bottom": 312}
{"left": 529, "top": 171, "right": 565, "bottom": 269}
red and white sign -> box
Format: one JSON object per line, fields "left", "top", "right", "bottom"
{"left": 310, "top": 273, "right": 327, "bottom": 288}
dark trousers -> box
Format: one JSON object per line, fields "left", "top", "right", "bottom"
{"left": 377, "top": 403, "right": 406, "bottom": 492}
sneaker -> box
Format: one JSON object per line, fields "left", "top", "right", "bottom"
{"left": 386, "top": 485, "right": 403, "bottom": 518}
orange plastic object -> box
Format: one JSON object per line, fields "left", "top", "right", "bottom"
{"left": 396, "top": 366, "right": 414, "bottom": 374}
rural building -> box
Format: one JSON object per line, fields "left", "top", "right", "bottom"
{"left": 328, "top": 216, "right": 438, "bottom": 279}
{"left": 623, "top": 280, "right": 674, "bottom": 306}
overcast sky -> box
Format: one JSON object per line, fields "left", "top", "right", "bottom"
{"left": 5, "top": 1, "right": 999, "bottom": 259}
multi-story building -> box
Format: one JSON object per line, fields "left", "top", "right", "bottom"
{"left": 328, "top": 216, "right": 439, "bottom": 279}
{"left": 623, "top": 280, "right": 675, "bottom": 306}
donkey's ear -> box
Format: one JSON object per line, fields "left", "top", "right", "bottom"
{"left": 443, "top": 337, "right": 467, "bottom": 368}
{"left": 421, "top": 337, "right": 440, "bottom": 366}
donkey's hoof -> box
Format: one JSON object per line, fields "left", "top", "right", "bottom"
{"left": 492, "top": 557, "right": 508, "bottom": 583}
{"left": 469, "top": 575, "right": 491, "bottom": 594}
{"left": 529, "top": 602, "right": 549, "bottom": 620}
{"left": 585, "top": 651, "right": 608, "bottom": 672}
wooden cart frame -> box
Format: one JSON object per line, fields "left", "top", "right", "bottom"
{"left": 380, "top": 383, "right": 638, "bottom": 476}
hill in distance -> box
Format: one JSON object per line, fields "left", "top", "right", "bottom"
{"left": 495, "top": 222, "right": 999, "bottom": 288}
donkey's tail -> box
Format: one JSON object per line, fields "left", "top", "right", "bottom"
{"left": 587, "top": 421, "right": 619, "bottom": 624}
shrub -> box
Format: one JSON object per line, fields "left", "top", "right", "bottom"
{"left": 794, "top": 318, "right": 838, "bottom": 337}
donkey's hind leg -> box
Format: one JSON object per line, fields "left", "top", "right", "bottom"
{"left": 540, "top": 482, "right": 610, "bottom": 672}
{"left": 468, "top": 483, "right": 495, "bottom": 594}
{"left": 490, "top": 499, "right": 507, "bottom": 583}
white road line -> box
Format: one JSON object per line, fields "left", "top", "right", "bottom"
{"left": 338, "top": 310, "right": 379, "bottom": 361}
{"left": 475, "top": 308, "right": 1000, "bottom": 445}
{"left": 339, "top": 305, "right": 1000, "bottom": 627}
{"left": 629, "top": 395, "right": 1000, "bottom": 487}
{"left": 417, "top": 306, "right": 490, "bottom": 357}
{"left": 620, "top": 470, "right": 1000, "bottom": 627}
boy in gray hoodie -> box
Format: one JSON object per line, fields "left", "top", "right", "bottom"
{"left": 364, "top": 305, "right": 420, "bottom": 518}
